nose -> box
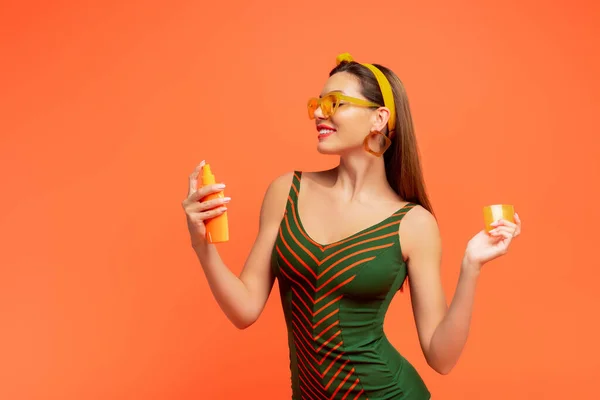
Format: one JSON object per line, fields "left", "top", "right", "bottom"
{"left": 312, "top": 104, "right": 326, "bottom": 120}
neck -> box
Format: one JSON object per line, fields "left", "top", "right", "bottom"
{"left": 333, "top": 152, "right": 390, "bottom": 202}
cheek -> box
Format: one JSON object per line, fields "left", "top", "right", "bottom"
{"left": 333, "top": 109, "right": 370, "bottom": 136}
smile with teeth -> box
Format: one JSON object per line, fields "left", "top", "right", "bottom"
{"left": 317, "top": 125, "right": 336, "bottom": 139}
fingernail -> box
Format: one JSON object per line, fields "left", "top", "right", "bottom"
{"left": 216, "top": 183, "right": 226, "bottom": 189}
{"left": 223, "top": 197, "right": 231, "bottom": 202}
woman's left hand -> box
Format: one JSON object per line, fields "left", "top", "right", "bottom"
{"left": 463, "top": 213, "right": 522, "bottom": 271}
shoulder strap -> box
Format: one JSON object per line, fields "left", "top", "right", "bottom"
{"left": 392, "top": 202, "right": 417, "bottom": 222}
{"left": 289, "top": 171, "right": 302, "bottom": 202}
{"left": 394, "top": 202, "right": 418, "bottom": 293}
{"left": 283, "top": 171, "right": 302, "bottom": 214}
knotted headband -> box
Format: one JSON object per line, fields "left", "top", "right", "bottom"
{"left": 336, "top": 53, "right": 396, "bottom": 137}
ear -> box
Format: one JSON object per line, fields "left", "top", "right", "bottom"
{"left": 371, "top": 107, "right": 390, "bottom": 133}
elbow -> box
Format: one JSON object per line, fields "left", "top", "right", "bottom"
{"left": 233, "top": 319, "right": 254, "bottom": 330}
{"left": 234, "top": 323, "right": 250, "bottom": 330}
{"left": 231, "top": 312, "right": 259, "bottom": 330}
{"left": 424, "top": 353, "right": 455, "bottom": 375}
{"left": 427, "top": 359, "right": 455, "bottom": 375}
{"left": 433, "top": 365, "right": 453, "bottom": 375}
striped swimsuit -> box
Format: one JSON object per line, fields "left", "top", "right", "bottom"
{"left": 271, "top": 172, "right": 431, "bottom": 399}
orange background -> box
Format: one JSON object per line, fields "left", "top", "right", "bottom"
{"left": 1, "top": 1, "right": 599, "bottom": 399}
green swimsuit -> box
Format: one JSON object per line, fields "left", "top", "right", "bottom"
{"left": 271, "top": 172, "right": 431, "bottom": 399}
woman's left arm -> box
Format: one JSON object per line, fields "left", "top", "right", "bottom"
{"left": 400, "top": 207, "right": 521, "bottom": 375}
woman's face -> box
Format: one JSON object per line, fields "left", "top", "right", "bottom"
{"left": 313, "top": 72, "right": 388, "bottom": 156}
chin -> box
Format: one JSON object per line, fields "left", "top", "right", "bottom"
{"left": 316, "top": 142, "right": 343, "bottom": 155}
{"left": 317, "top": 139, "right": 364, "bottom": 156}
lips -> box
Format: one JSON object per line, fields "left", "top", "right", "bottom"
{"left": 317, "top": 124, "right": 336, "bottom": 140}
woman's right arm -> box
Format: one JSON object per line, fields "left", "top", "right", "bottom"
{"left": 182, "top": 163, "right": 293, "bottom": 329}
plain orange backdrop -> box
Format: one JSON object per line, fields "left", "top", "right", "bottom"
{"left": 1, "top": 1, "right": 599, "bottom": 399}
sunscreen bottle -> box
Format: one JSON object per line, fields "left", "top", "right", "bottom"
{"left": 201, "top": 164, "right": 229, "bottom": 243}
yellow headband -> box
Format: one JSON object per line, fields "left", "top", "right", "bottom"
{"left": 336, "top": 52, "right": 396, "bottom": 137}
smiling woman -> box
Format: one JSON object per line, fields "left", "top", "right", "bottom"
{"left": 182, "top": 53, "right": 522, "bottom": 399}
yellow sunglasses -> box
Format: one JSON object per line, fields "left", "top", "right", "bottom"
{"left": 307, "top": 92, "right": 381, "bottom": 119}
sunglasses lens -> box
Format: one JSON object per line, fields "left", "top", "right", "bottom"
{"left": 322, "top": 95, "right": 339, "bottom": 117}
{"left": 307, "top": 98, "right": 318, "bottom": 119}
{"left": 307, "top": 95, "right": 339, "bottom": 119}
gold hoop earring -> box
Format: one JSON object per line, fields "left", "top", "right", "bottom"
{"left": 363, "top": 130, "right": 392, "bottom": 157}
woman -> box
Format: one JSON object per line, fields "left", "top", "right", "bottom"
{"left": 182, "top": 53, "right": 522, "bottom": 399}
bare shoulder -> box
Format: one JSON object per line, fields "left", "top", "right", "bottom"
{"left": 297, "top": 168, "right": 337, "bottom": 187}
{"left": 402, "top": 205, "right": 438, "bottom": 232}
{"left": 399, "top": 204, "right": 442, "bottom": 261}
{"left": 266, "top": 171, "right": 296, "bottom": 193}
{"left": 258, "top": 171, "right": 295, "bottom": 226}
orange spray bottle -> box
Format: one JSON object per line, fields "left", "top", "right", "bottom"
{"left": 200, "top": 164, "right": 229, "bottom": 243}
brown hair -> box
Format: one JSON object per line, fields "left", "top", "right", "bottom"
{"left": 329, "top": 61, "right": 434, "bottom": 215}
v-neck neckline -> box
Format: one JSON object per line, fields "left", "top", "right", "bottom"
{"left": 294, "top": 172, "right": 411, "bottom": 249}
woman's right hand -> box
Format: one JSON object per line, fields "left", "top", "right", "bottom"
{"left": 182, "top": 160, "right": 231, "bottom": 248}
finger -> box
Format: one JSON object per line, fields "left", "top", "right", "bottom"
{"left": 188, "top": 183, "right": 226, "bottom": 202}
{"left": 188, "top": 160, "right": 206, "bottom": 196}
{"left": 489, "top": 226, "right": 516, "bottom": 236}
{"left": 490, "top": 226, "right": 514, "bottom": 233}
{"left": 514, "top": 213, "right": 522, "bottom": 235}
{"left": 182, "top": 184, "right": 226, "bottom": 208}
{"left": 486, "top": 232, "right": 507, "bottom": 245}
{"left": 490, "top": 219, "right": 517, "bottom": 229}
{"left": 489, "top": 228, "right": 514, "bottom": 240}
{"left": 196, "top": 206, "right": 228, "bottom": 221}
{"left": 187, "top": 196, "right": 231, "bottom": 212}
{"left": 489, "top": 233, "right": 512, "bottom": 247}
